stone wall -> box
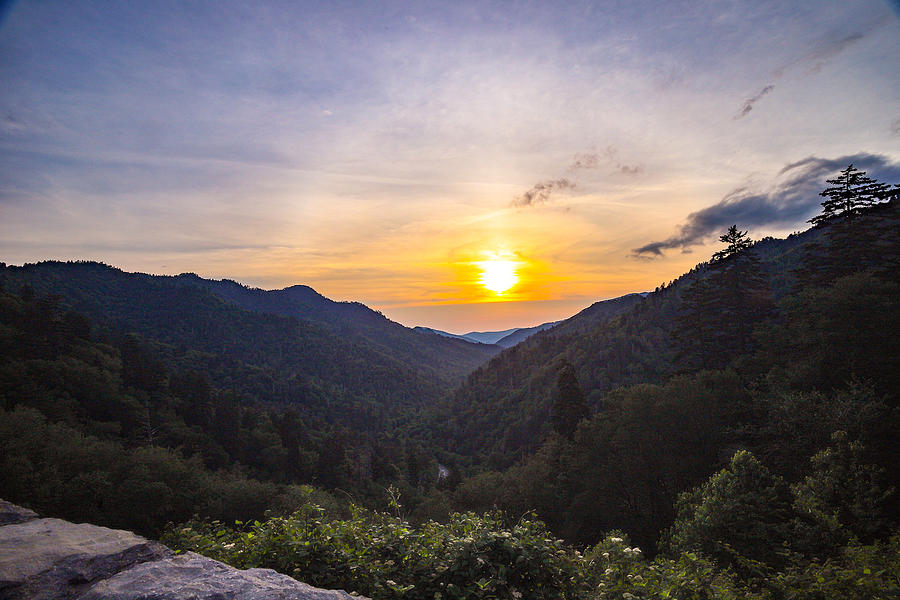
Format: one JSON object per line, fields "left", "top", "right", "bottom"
{"left": 0, "top": 500, "right": 365, "bottom": 600}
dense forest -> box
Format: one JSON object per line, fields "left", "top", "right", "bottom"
{"left": 2, "top": 165, "right": 898, "bottom": 598}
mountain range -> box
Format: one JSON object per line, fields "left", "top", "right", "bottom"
{"left": 413, "top": 321, "right": 559, "bottom": 348}
{"left": 0, "top": 261, "right": 500, "bottom": 430}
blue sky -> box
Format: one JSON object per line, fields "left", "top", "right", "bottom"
{"left": 1, "top": 1, "right": 899, "bottom": 331}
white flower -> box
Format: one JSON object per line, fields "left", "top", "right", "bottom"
{"left": 633, "top": 547, "right": 642, "bottom": 554}
{"left": 623, "top": 547, "right": 633, "bottom": 554}
{"left": 602, "top": 552, "right": 610, "bottom": 558}
{"left": 609, "top": 537, "right": 623, "bottom": 543}
{"left": 223, "top": 543, "right": 235, "bottom": 549}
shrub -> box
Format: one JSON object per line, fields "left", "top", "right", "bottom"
{"left": 163, "top": 506, "right": 586, "bottom": 599}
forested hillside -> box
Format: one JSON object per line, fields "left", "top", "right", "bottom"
{"left": 443, "top": 178, "right": 900, "bottom": 556}
{"left": 171, "top": 273, "right": 499, "bottom": 384}
{"left": 0, "top": 264, "right": 496, "bottom": 534}
{"left": 0, "top": 262, "right": 497, "bottom": 422}
{"left": 432, "top": 200, "right": 897, "bottom": 468}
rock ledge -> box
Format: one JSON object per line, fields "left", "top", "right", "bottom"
{"left": 0, "top": 500, "right": 364, "bottom": 600}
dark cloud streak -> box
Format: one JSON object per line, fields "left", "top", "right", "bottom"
{"left": 513, "top": 147, "right": 645, "bottom": 209}
{"left": 570, "top": 152, "right": 600, "bottom": 170}
{"left": 512, "top": 178, "right": 576, "bottom": 207}
{"left": 735, "top": 84, "right": 775, "bottom": 119}
{"left": 569, "top": 147, "right": 642, "bottom": 175}
{"left": 804, "top": 32, "right": 866, "bottom": 73}
{"left": 735, "top": 30, "right": 868, "bottom": 119}
{"left": 632, "top": 153, "right": 900, "bottom": 258}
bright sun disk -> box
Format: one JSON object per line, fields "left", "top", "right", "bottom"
{"left": 478, "top": 259, "right": 519, "bottom": 294}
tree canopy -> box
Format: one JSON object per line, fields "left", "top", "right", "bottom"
{"left": 809, "top": 164, "right": 890, "bottom": 226}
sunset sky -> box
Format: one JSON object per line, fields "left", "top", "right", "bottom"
{"left": 2, "top": 1, "right": 899, "bottom": 332}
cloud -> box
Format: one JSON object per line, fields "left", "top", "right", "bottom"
{"left": 570, "top": 152, "right": 600, "bottom": 170}
{"left": 512, "top": 178, "right": 575, "bottom": 207}
{"left": 890, "top": 118, "right": 900, "bottom": 136}
{"left": 569, "top": 147, "right": 642, "bottom": 175}
{"left": 804, "top": 32, "right": 866, "bottom": 74}
{"left": 632, "top": 152, "right": 900, "bottom": 257}
{"left": 736, "top": 30, "right": 868, "bottom": 119}
{"left": 735, "top": 84, "right": 775, "bottom": 119}
{"left": 513, "top": 147, "right": 644, "bottom": 209}
{"left": 771, "top": 31, "right": 867, "bottom": 79}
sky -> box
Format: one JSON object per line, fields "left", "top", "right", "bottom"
{"left": 1, "top": 0, "right": 899, "bottom": 333}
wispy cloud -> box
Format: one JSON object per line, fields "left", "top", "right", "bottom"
{"left": 513, "top": 146, "right": 644, "bottom": 208}
{"left": 801, "top": 31, "right": 867, "bottom": 74}
{"left": 734, "top": 30, "right": 870, "bottom": 120}
{"left": 569, "top": 152, "right": 600, "bottom": 170}
{"left": 512, "top": 178, "right": 575, "bottom": 207}
{"left": 569, "top": 147, "right": 642, "bottom": 175}
{"left": 735, "top": 84, "right": 775, "bottom": 119}
{"left": 632, "top": 152, "right": 900, "bottom": 257}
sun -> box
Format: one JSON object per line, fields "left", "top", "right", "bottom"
{"left": 477, "top": 258, "right": 519, "bottom": 294}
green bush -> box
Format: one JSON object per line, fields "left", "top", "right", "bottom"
{"left": 584, "top": 532, "right": 758, "bottom": 600}
{"left": 772, "top": 534, "right": 900, "bottom": 600}
{"left": 165, "top": 512, "right": 772, "bottom": 599}
{"left": 164, "top": 506, "right": 586, "bottom": 599}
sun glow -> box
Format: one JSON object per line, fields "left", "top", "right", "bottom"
{"left": 477, "top": 257, "right": 520, "bottom": 294}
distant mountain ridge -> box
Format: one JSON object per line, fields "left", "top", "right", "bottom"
{"left": 414, "top": 321, "right": 559, "bottom": 348}
{"left": 167, "top": 272, "right": 501, "bottom": 383}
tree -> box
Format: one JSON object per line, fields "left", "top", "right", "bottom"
{"left": 809, "top": 164, "right": 889, "bottom": 226}
{"left": 797, "top": 166, "right": 898, "bottom": 286}
{"left": 765, "top": 272, "right": 900, "bottom": 395}
{"left": 662, "top": 450, "right": 795, "bottom": 573}
{"left": 712, "top": 225, "right": 753, "bottom": 262}
{"left": 550, "top": 360, "right": 588, "bottom": 439}
{"left": 673, "top": 226, "right": 772, "bottom": 370}
{"left": 793, "top": 431, "right": 895, "bottom": 544}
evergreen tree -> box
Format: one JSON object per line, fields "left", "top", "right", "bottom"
{"left": 551, "top": 360, "right": 589, "bottom": 440}
{"left": 711, "top": 225, "right": 753, "bottom": 261}
{"left": 673, "top": 226, "right": 772, "bottom": 370}
{"left": 809, "top": 164, "right": 888, "bottom": 226}
{"left": 799, "top": 166, "right": 897, "bottom": 286}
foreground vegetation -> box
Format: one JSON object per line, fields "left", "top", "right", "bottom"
{"left": 164, "top": 438, "right": 900, "bottom": 599}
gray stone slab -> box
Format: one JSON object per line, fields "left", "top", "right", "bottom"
{"left": 79, "top": 552, "right": 364, "bottom": 600}
{"left": 0, "top": 517, "right": 171, "bottom": 600}
{"left": 0, "top": 500, "right": 38, "bottom": 526}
